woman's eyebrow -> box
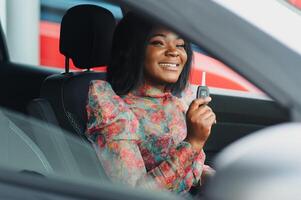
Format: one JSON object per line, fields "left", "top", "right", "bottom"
{"left": 150, "top": 33, "right": 166, "bottom": 38}
{"left": 150, "top": 33, "right": 183, "bottom": 40}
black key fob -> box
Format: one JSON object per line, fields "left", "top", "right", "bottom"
{"left": 197, "top": 85, "right": 210, "bottom": 99}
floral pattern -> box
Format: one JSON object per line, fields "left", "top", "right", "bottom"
{"left": 86, "top": 80, "right": 211, "bottom": 193}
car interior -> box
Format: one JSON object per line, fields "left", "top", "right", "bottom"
{"left": 0, "top": 0, "right": 291, "bottom": 190}
{"left": 0, "top": 4, "right": 115, "bottom": 182}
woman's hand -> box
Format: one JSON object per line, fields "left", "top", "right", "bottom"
{"left": 185, "top": 97, "right": 216, "bottom": 152}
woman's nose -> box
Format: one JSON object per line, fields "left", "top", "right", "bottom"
{"left": 165, "top": 47, "right": 179, "bottom": 57}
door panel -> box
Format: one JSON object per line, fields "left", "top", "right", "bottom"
{"left": 204, "top": 93, "right": 290, "bottom": 164}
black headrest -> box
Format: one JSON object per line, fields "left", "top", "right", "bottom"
{"left": 59, "top": 5, "right": 115, "bottom": 69}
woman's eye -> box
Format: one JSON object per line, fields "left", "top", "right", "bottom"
{"left": 176, "top": 44, "right": 185, "bottom": 48}
{"left": 150, "top": 40, "right": 164, "bottom": 46}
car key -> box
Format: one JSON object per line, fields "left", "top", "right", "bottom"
{"left": 197, "top": 71, "right": 210, "bottom": 99}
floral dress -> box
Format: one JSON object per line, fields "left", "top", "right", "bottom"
{"left": 86, "top": 80, "right": 212, "bottom": 193}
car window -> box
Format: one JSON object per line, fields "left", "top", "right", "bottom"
{"left": 285, "top": 0, "right": 301, "bottom": 10}
{"left": 191, "top": 44, "right": 263, "bottom": 95}
{"left": 215, "top": 0, "right": 301, "bottom": 56}
{"left": 1, "top": 0, "right": 265, "bottom": 95}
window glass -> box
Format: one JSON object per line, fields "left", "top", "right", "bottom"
{"left": 191, "top": 44, "right": 263, "bottom": 95}
{"left": 8, "top": 0, "right": 264, "bottom": 96}
{"left": 286, "top": 0, "right": 301, "bottom": 10}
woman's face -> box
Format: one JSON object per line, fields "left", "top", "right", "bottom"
{"left": 144, "top": 28, "right": 188, "bottom": 90}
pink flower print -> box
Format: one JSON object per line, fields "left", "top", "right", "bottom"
{"left": 107, "top": 141, "right": 119, "bottom": 151}
{"left": 123, "top": 96, "right": 135, "bottom": 104}
{"left": 129, "top": 118, "right": 139, "bottom": 133}
{"left": 150, "top": 110, "right": 165, "bottom": 123}
{"left": 154, "top": 135, "right": 173, "bottom": 150}
{"left": 159, "top": 162, "right": 177, "bottom": 185}
{"left": 106, "top": 122, "right": 122, "bottom": 138}
{"left": 101, "top": 101, "right": 117, "bottom": 121}
{"left": 120, "top": 148, "right": 144, "bottom": 168}
{"left": 131, "top": 107, "right": 147, "bottom": 120}
{"left": 97, "top": 135, "right": 106, "bottom": 148}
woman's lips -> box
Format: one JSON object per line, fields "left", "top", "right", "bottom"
{"left": 159, "top": 62, "right": 180, "bottom": 71}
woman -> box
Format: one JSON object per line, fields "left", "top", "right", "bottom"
{"left": 86, "top": 12, "right": 216, "bottom": 194}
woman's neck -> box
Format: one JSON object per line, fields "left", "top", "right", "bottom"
{"left": 130, "top": 81, "right": 172, "bottom": 98}
{"left": 143, "top": 80, "right": 167, "bottom": 93}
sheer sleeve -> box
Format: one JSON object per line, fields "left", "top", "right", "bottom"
{"left": 178, "top": 83, "right": 198, "bottom": 111}
{"left": 178, "top": 83, "right": 215, "bottom": 187}
{"left": 85, "top": 80, "right": 204, "bottom": 192}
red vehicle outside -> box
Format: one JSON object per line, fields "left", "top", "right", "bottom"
{"left": 289, "top": 0, "right": 301, "bottom": 9}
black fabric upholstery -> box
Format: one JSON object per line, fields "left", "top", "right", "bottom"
{"left": 60, "top": 5, "right": 115, "bottom": 69}
{"left": 26, "top": 99, "right": 108, "bottom": 180}
{"left": 24, "top": 5, "right": 114, "bottom": 180}
{"left": 41, "top": 72, "right": 106, "bottom": 139}
{"left": 27, "top": 98, "right": 59, "bottom": 127}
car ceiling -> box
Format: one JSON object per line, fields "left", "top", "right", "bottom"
{"left": 112, "top": 0, "right": 301, "bottom": 120}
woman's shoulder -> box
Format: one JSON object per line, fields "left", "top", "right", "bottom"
{"left": 87, "top": 80, "right": 121, "bottom": 104}
{"left": 87, "top": 80, "right": 140, "bottom": 141}
{"left": 89, "top": 80, "right": 115, "bottom": 94}
{"left": 89, "top": 80, "right": 111, "bottom": 89}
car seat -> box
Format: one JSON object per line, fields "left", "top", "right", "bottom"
{"left": 27, "top": 4, "right": 116, "bottom": 180}
{"left": 31, "top": 4, "right": 115, "bottom": 140}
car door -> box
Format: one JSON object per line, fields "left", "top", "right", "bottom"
{"left": 205, "top": 91, "right": 289, "bottom": 164}
{"left": 117, "top": 0, "right": 299, "bottom": 165}
{"left": 188, "top": 44, "right": 290, "bottom": 164}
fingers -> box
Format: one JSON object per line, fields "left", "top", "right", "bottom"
{"left": 187, "top": 97, "right": 216, "bottom": 127}
{"left": 205, "top": 112, "right": 216, "bottom": 125}
{"left": 197, "top": 105, "right": 212, "bottom": 115}
{"left": 188, "top": 97, "right": 212, "bottom": 111}
{"left": 188, "top": 106, "right": 215, "bottom": 122}
{"left": 201, "top": 108, "right": 214, "bottom": 120}
{"left": 197, "top": 108, "right": 216, "bottom": 125}
{"left": 190, "top": 102, "right": 212, "bottom": 116}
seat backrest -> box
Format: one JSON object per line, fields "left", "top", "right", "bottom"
{"left": 25, "top": 99, "right": 107, "bottom": 180}
{"left": 39, "top": 5, "right": 115, "bottom": 140}
{"left": 0, "top": 109, "right": 53, "bottom": 175}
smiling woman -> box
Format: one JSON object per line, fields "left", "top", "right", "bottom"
{"left": 107, "top": 12, "right": 192, "bottom": 96}
{"left": 144, "top": 28, "right": 188, "bottom": 90}
{"left": 85, "top": 12, "right": 216, "bottom": 194}
{"left": 1, "top": 0, "right": 300, "bottom": 199}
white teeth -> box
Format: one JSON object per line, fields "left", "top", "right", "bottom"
{"left": 159, "top": 63, "right": 178, "bottom": 67}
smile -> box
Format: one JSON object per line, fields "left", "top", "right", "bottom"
{"left": 159, "top": 63, "right": 180, "bottom": 69}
